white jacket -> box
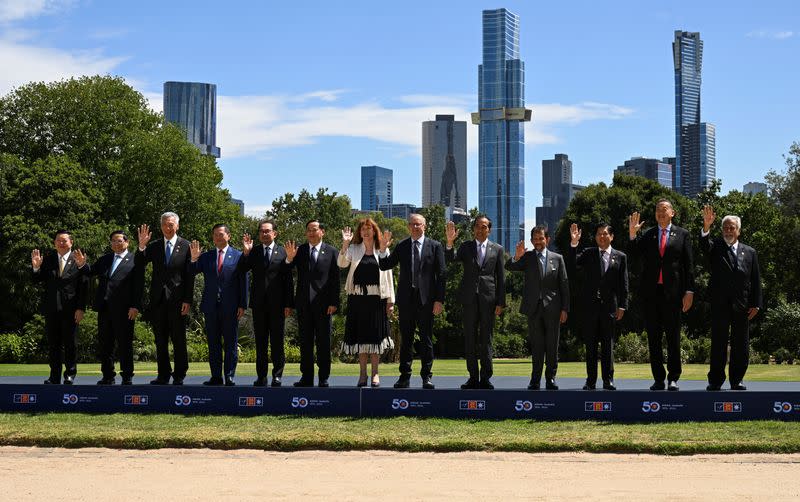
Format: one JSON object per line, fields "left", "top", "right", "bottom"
{"left": 338, "top": 242, "right": 395, "bottom": 303}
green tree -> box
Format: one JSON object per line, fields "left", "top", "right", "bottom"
{"left": 266, "top": 188, "right": 352, "bottom": 245}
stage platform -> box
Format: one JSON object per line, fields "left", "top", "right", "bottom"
{"left": 2, "top": 376, "right": 798, "bottom": 421}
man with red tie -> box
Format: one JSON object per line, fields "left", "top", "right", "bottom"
{"left": 629, "top": 199, "right": 695, "bottom": 391}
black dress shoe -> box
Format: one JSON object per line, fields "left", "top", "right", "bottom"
{"left": 479, "top": 380, "right": 494, "bottom": 390}
{"left": 150, "top": 378, "right": 169, "bottom": 385}
{"left": 460, "top": 379, "right": 479, "bottom": 390}
{"left": 667, "top": 381, "right": 679, "bottom": 391}
{"left": 172, "top": 378, "right": 184, "bottom": 386}
{"left": 582, "top": 382, "right": 596, "bottom": 390}
{"left": 293, "top": 379, "right": 313, "bottom": 387}
{"left": 706, "top": 384, "right": 721, "bottom": 391}
{"left": 203, "top": 378, "right": 224, "bottom": 386}
{"left": 63, "top": 375, "right": 74, "bottom": 385}
{"left": 393, "top": 378, "right": 410, "bottom": 389}
{"left": 545, "top": 379, "right": 558, "bottom": 390}
{"left": 44, "top": 378, "right": 59, "bottom": 385}
{"left": 527, "top": 379, "right": 540, "bottom": 390}
{"left": 421, "top": 378, "right": 435, "bottom": 390}
{"left": 318, "top": 379, "right": 329, "bottom": 388}
{"left": 357, "top": 378, "right": 368, "bottom": 388}
{"left": 121, "top": 378, "right": 133, "bottom": 385}
{"left": 97, "top": 377, "right": 115, "bottom": 385}
{"left": 253, "top": 377, "right": 267, "bottom": 387}
{"left": 731, "top": 383, "right": 747, "bottom": 391}
{"left": 225, "top": 378, "right": 236, "bottom": 387}
{"left": 271, "top": 377, "right": 282, "bottom": 387}
{"left": 650, "top": 381, "right": 666, "bottom": 391}
{"left": 603, "top": 381, "right": 616, "bottom": 391}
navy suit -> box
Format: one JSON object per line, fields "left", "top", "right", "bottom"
{"left": 191, "top": 247, "right": 249, "bottom": 380}
{"left": 379, "top": 236, "right": 446, "bottom": 380}
{"left": 81, "top": 251, "right": 144, "bottom": 380}
{"left": 284, "top": 242, "right": 340, "bottom": 382}
{"left": 32, "top": 251, "right": 89, "bottom": 382}
{"left": 700, "top": 233, "right": 762, "bottom": 387}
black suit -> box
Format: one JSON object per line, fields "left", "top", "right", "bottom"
{"left": 629, "top": 224, "right": 694, "bottom": 383}
{"left": 567, "top": 245, "right": 628, "bottom": 385}
{"left": 82, "top": 251, "right": 144, "bottom": 380}
{"left": 237, "top": 243, "right": 294, "bottom": 380}
{"left": 135, "top": 237, "right": 194, "bottom": 381}
{"left": 32, "top": 251, "right": 89, "bottom": 382}
{"left": 445, "top": 240, "right": 505, "bottom": 382}
{"left": 379, "top": 236, "right": 446, "bottom": 380}
{"left": 505, "top": 249, "right": 569, "bottom": 384}
{"left": 284, "top": 242, "right": 339, "bottom": 382}
{"left": 700, "top": 233, "right": 762, "bottom": 387}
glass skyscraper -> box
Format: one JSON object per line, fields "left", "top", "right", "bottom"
{"left": 360, "top": 165, "right": 393, "bottom": 211}
{"left": 473, "top": 8, "right": 531, "bottom": 250}
{"left": 673, "top": 31, "right": 715, "bottom": 197}
{"left": 535, "top": 154, "right": 584, "bottom": 233}
{"left": 614, "top": 157, "right": 674, "bottom": 189}
{"left": 163, "top": 81, "right": 220, "bottom": 158}
{"left": 422, "top": 115, "right": 467, "bottom": 213}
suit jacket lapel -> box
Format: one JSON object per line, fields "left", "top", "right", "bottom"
{"left": 110, "top": 254, "right": 132, "bottom": 278}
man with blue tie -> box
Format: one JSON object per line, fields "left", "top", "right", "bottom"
{"left": 505, "top": 226, "right": 569, "bottom": 390}
{"left": 136, "top": 212, "right": 194, "bottom": 385}
{"left": 73, "top": 231, "right": 144, "bottom": 385}
{"left": 190, "top": 224, "right": 249, "bottom": 386}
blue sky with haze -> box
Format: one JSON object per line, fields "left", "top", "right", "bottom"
{"left": 1, "top": 0, "right": 797, "bottom": 229}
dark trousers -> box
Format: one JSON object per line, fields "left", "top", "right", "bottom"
{"left": 708, "top": 302, "right": 750, "bottom": 387}
{"left": 644, "top": 287, "right": 682, "bottom": 382}
{"left": 45, "top": 310, "right": 78, "bottom": 381}
{"left": 463, "top": 296, "right": 495, "bottom": 382}
{"left": 204, "top": 304, "right": 239, "bottom": 380}
{"left": 98, "top": 308, "right": 134, "bottom": 379}
{"left": 150, "top": 301, "right": 188, "bottom": 381}
{"left": 584, "top": 307, "right": 615, "bottom": 385}
{"left": 252, "top": 305, "right": 286, "bottom": 379}
{"left": 527, "top": 303, "right": 560, "bottom": 383}
{"left": 398, "top": 289, "right": 434, "bottom": 379}
{"left": 297, "top": 301, "right": 332, "bottom": 381}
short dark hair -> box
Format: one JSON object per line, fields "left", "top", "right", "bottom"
{"left": 473, "top": 214, "right": 492, "bottom": 230}
{"left": 212, "top": 223, "right": 230, "bottom": 235}
{"left": 109, "top": 230, "right": 128, "bottom": 241}
{"left": 531, "top": 225, "right": 549, "bottom": 239}
{"left": 53, "top": 230, "right": 72, "bottom": 240}
{"left": 594, "top": 222, "right": 614, "bottom": 236}
{"left": 259, "top": 219, "right": 277, "bottom": 231}
{"left": 656, "top": 198, "right": 674, "bottom": 208}
{"left": 306, "top": 219, "right": 325, "bottom": 230}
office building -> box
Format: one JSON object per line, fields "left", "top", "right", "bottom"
{"left": 163, "top": 81, "right": 220, "bottom": 158}
{"left": 743, "top": 182, "right": 767, "bottom": 196}
{"left": 535, "top": 154, "right": 584, "bottom": 231}
{"left": 615, "top": 157, "right": 673, "bottom": 188}
{"left": 473, "top": 8, "right": 532, "bottom": 250}
{"left": 361, "top": 165, "right": 393, "bottom": 211}
{"left": 422, "top": 115, "right": 467, "bottom": 213}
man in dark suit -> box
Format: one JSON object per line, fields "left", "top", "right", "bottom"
{"left": 567, "top": 222, "right": 628, "bottom": 390}
{"left": 505, "top": 226, "right": 569, "bottom": 390}
{"left": 629, "top": 199, "right": 695, "bottom": 391}
{"left": 379, "top": 213, "right": 446, "bottom": 389}
{"left": 284, "top": 219, "right": 340, "bottom": 387}
{"left": 74, "top": 231, "right": 144, "bottom": 385}
{"left": 445, "top": 216, "right": 505, "bottom": 390}
{"left": 135, "top": 212, "right": 195, "bottom": 385}
{"left": 701, "top": 205, "right": 762, "bottom": 391}
{"left": 31, "top": 230, "right": 89, "bottom": 385}
{"left": 238, "top": 220, "right": 294, "bottom": 387}
{"left": 190, "top": 224, "right": 249, "bottom": 386}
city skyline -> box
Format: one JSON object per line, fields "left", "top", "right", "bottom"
{"left": 1, "top": 1, "right": 798, "bottom": 232}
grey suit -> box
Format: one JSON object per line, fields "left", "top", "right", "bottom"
{"left": 506, "top": 248, "right": 569, "bottom": 384}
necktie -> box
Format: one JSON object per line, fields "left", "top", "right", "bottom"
{"left": 537, "top": 251, "right": 545, "bottom": 276}
{"left": 110, "top": 254, "right": 122, "bottom": 277}
{"left": 728, "top": 245, "right": 738, "bottom": 270}
{"left": 58, "top": 255, "right": 66, "bottom": 277}
{"left": 601, "top": 250, "right": 608, "bottom": 275}
{"left": 265, "top": 246, "right": 272, "bottom": 264}
{"left": 412, "top": 240, "right": 421, "bottom": 288}
{"left": 165, "top": 241, "right": 172, "bottom": 265}
{"left": 478, "top": 243, "right": 485, "bottom": 266}
{"left": 311, "top": 246, "right": 318, "bottom": 268}
{"left": 217, "top": 249, "right": 225, "bottom": 274}
{"left": 658, "top": 229, "right": 667, "bottom": 284}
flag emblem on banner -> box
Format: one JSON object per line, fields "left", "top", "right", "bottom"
{"left": 124, "top": 395, "right": 149, "bottom": 405}
{"left": 459, "top": 400, "right": 486, "bottom": 410}
{"left": 13, "top": 393, "right": 37, "bottom": 404}
{"left": 585, "top": 401, "right": 612, "bottom": 412}
{"left": 239, "top": 396, "right": 264, "bottom": 407}
{"left": 714, "top": 402, "right": 742, "bottom": 413}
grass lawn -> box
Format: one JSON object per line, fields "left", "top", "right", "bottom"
{"left": 0, "top": 413, "right": 798, "bottom": 454}
{"left": 2, "top": 360, "right": 799, "bottom": 381}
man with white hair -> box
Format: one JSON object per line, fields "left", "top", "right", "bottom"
{"left": 701, "top": 205, "right": 762, "bottom": 391}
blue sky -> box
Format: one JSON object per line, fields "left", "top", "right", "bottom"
{"left": 1, "top": 0, "right": 798, "bottom": 229}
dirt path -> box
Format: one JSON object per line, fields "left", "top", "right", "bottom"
{"left": 1, "top": 447, "right": 798, "bottom": 500}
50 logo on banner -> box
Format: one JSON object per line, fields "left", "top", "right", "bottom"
{"left": 62, "top": 394, "right": 78, "bottom": 405}
{"left": 642, "top": 401, "right": 661, "bottom": 413}
{"left": 175, "top": 395, "right": 192, "bottom": 406}
{"left": 291, "top": 397, "right": 309, "bottom": 408}
{"left": 391, "top": 398, "right": 409, "bottom": 410}
{"left": 774, "top": 401, "right": 794, "bottom": 413}
{"left": 514, "top": 400, "right": 533, "bottom": 412}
